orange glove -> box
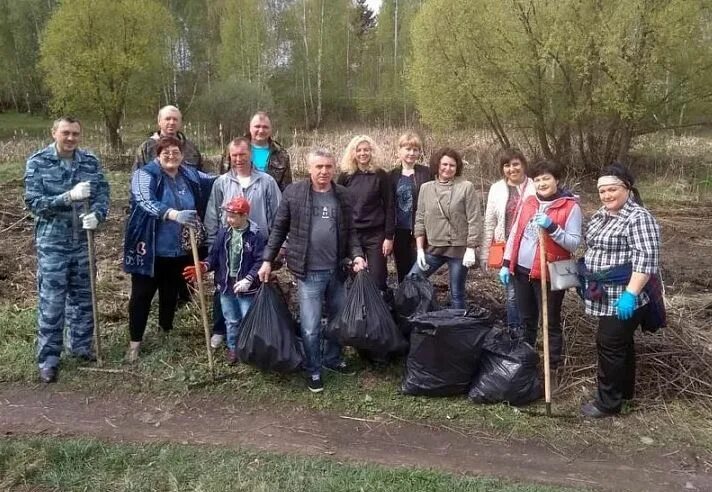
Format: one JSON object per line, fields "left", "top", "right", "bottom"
{"left": 182, "top": 262, "right": 208, "bottom": 282}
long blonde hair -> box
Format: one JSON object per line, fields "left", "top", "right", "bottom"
{"left": 339, "top": 135, "right": 382, "bottom": 174}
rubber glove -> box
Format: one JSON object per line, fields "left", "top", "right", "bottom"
{"left": 462, "top": 247, "right": 477, "bottom": 268}
{"left": 68, "top": 181, "right": 91, "bottom": 201}
{"left": 534, "top": 212, "right": 553, "bottom": 229}
{"left": 81, "top": 212, "right": 98, "bottom": 230}
{"left": 498, "top": 266, "right": 510, "bottom": 285}
{"left": 416, "top": 248, "right": 429, "bottom": 271}
{"left": 233, "top": 278, "right": 252, "bottom": 293}
{"left": 173, "top": 210, "right": 199, "bottom": 228}
{"left": 182, "top": 261, "right": 208, "bottom": 282}
{"left": 615, "top": 290, "right": 637, "bottom": 320}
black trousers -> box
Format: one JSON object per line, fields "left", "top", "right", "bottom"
{"left": 513, "top": 271, "right": 565, "bottom": 368}
{"left": 356, "top": 227, "right": 388, "bottom": 292}
{"left": 595, "top": 307, "right": 646, "bottom": 413}
{"left": 393, "top": 228, "right": 416, "bottom": 283}
{"left": 128, "top": 255, "right": 192, "bottom": 342}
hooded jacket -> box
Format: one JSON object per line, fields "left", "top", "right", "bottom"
{"left": 204, "top": 222, "right": 265, "bottom": 295}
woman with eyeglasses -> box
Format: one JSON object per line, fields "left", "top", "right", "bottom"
{"left": 123, "top": 135, "right": 215, "bottom": 361}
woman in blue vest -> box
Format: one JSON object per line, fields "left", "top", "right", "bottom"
{"left": 123, "top": 135, "right": 215, "bottom": 361}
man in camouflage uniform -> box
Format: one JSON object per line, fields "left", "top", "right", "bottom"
{"left": 133, "top": 105, "right": 203, "bottom": 172}
{"left": 24, "top": 117, "right": 110, "bottom": 383}
{"left": 246, "top": 112, "right": 292, "bottom": 191}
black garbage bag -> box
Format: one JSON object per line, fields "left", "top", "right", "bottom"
{"left": 468, "top": 329, "right": 542, "bottom": 406}
{"left": 326, "top": 271, "right": 407, "bottom": 357}
{"left": 394, "top": 273, "right": 439, "bottom": 337}
{"left": 401, "top": 307, "right": 493, "bottom": 396}
{"left": 236, "top": 283, "right": 303, "bottom": 373}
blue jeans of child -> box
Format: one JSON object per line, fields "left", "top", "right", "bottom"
{"left": 505, "top": 281, "right": 521, "bottom": 331}
{"left": 297, "top": 269, "right": 346, "bottom": 377}
{"left": 408, "top": 252, "right": 467, "bottom": 309}
{"left": 220, "top": 293, "right": 254, "bottom": 350}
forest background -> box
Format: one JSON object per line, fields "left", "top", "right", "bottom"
{"left": 1, "top": 0, "right": 711, "bottom": 178}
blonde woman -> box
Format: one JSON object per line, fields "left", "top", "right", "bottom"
{"left": 388, "top": 132, "right": 434, "bottom": 282}
{"left": 337, "top": 135, "right": 394, "bottom": 294}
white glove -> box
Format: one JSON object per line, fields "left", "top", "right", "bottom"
{"left": 462, "top": 247, "right": 477, "bottom": 268}
{"left": 233, "top": 278, "right": 252, "bottom": 294}
{"left": 81, "top": 212, "right": 99, "bottom": 230}
{"left": 68, "top": 181, "right": 91, "bottom": 201}
{"left": 416, "top": 249, "right": 429, "bottom": 271}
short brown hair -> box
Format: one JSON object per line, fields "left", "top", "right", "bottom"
{"left": 155, "top": 135, "right": 183, "bottom": 156}
{"left": 429, "top": 147, "right": 463, "bottom": 177}
{"left": 498, "top": 148, "right": 527, "bottom": 171}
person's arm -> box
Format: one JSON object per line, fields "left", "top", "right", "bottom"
{"left": 267, "top": 177, "right": 282, "bottom": 232}
{"left": 262, "top": 190, "right": 291, "bottom": 262}
{"left": 480, "top": 182, "right": 498, "bottom": 263}
{"left": 546, "top": 203, "right": 583, "bottom": 253}
{"left": 88, "top": 157, "right": 110, "bottom": 222}
{"left": 130, "top": 169, "right": 171, "bottom": 219}
{"left": 204, "top": 181, "right": 222, "bottom": 246}
{"left": 502, "top": 205, "right": 524, "bottom": 267}
{"left": 413, "top": 184, "right": 427, "bottom": 239}
{"left": 247, "top": 235, "right": 267, "bottom": 282}
{"left": 464, "top": 181, "right": 482, "bottom": 248}
{"left": 280, "top": 150, "right": 292, "bottom": 189}
{"left": 626, "top": 209, "right": 661, "bottom": 293}
{"left": 24, "top": 157, "right": 72, "bottom": 217}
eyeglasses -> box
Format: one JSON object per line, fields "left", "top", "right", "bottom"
{"left": 161, "top": 150, "right": 182, "bottom": 157}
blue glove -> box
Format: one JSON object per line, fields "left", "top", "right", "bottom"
{"left": 498, "top": 267, "right": 510, "bottom": 285}
{"left": 534, "top": 212, "right": 553, "bottom": 229}
{"left": 615, "top": 290, "right": 637, "bottom": 320}
{"left": 174, "top": 210, "right": 199, "bottom": 228}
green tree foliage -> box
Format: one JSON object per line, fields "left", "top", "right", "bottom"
{"left": 39, "top": 0, "right": 175, "bottom": 149}
{"left": 0, "top": 0, "right": 55, "bottom": 113}
{"left": 410, "top": 0, "right": 712, "bottom": 170}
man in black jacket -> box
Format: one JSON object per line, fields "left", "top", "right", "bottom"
{"left": 259, "top": 148, "right": 366, "bottom": 393}
{"left": 247, "top": 112, "right": 292, "bottom": 191}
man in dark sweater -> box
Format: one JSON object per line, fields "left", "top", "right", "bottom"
{"left": 258, "top": 148, "right": 366, "bottom": 393}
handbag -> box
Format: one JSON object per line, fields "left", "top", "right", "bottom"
{"left": 547, "top": 258, "right": 580, "bottom": 291}
{"left": 487, "top": 241, "right": 505, "bottom": 268}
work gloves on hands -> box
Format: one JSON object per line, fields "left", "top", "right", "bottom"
{"left": 615, "top": 290, "right": 637, "bottom": 320}
{"left": 81, "top": 212, "right": 98, "bottom": 230}
{"left": 172, "top": 209, "right": 200, "bottom": 229}
{"left": 416, "top": 248, "right": 429, "bottom": 271}
{"left": 182, "top": 261, "right": 208, "bottom": 283}
{"left": 462, "top": 247, "right": 477, "bottom": 268}
{"left": 233, "top": 278, "right": 252, "bottom": 294}
{"left": 68, "top": 181, "right": 91, "bottom": 202}
{"left": 498, "top": 266, "right": 510, "bottom": 285}
{"left": 534, "top": 212, "right": 553, "bottom": 229}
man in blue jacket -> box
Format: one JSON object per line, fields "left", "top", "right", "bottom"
{"left": 24, "top": 117, "right": 110, "bottom": 383}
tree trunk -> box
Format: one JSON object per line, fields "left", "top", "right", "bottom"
{"left": 316, "top": 0, "right": 324, "bottom": 127}
{"left": 105, "top": 112, "right": 123, "bottom": 150}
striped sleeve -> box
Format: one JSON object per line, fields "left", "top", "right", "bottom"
{"left": 131, "top": 169, "right": 170, "bottom": 219}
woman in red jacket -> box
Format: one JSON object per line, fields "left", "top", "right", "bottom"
{"left": 499, "top": 160, "right": 582, "bottom": 368}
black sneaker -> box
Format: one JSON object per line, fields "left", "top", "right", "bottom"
{"left": 39, "top": 367, "right": 58, "bottom": 384}
{"left": 307, "top": 375, "right": 324, "bottom": 393}
{"left": 324, "top": 361, "right": 356, "bottom": 376}
{"left": 581, "top": 401, "right": 617, "bottom": 419}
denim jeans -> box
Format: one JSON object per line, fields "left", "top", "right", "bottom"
{"left": 220, "top": 293, "right": 254, "bottom": 350}
{"left": 505, "top": 281, "right": 521, "bottom": 331}
{"left": 297, "top": 269, "right": 345, "bottom": 376}
{"left": 408, "top": 252, "right": 467, "bottom": 309}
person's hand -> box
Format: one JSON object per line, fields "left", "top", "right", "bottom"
{"left": 352, "top": 256, "right": 367, "bottom": 272}
{"left": 416, "top": 249, "right": 429, "bottom": 271}
{"left": 258, "top": 261, "right": 272, "bottom": 282}
{"left": 234, "top": 278, "right": 252, "bottom": 294}
{"left": 173, "top": 210, "right": 200, "bottom": 228}
{"left": 534, "top": 212, "right": 553, "bottom": 229}
{"left": 462, "top": 247, "right": 477, "bottom": 268}
{"left": 68, "top": 181, "right": 91, "bottom": 202}
{"left": 615, "top": 290, "right": 637, "bottom": 320}
{"left": 81, "top": 212, "right": 98, "bottom": 230}
{"left": 382, "top": 239, "right": 393, "bottom": 257}
{"left": 182, "top": 262, "right": 208, "bottom": 282}
{"left": 498, "top": 266, "right": 511, "bottom": 285}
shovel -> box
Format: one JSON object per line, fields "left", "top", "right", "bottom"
{"left": 189, "top": 227, "right": 214, "bottom": 378}
{"left": 83, "top": 201, "right": 103, "bottom": 366}
{"left": 538, "top": 229, "right": 552, "bottom": 417}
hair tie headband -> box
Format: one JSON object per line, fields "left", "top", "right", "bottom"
{"left": 597, "top": 175, "right": 627, "bottom": 189}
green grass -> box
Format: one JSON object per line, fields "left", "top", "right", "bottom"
{"left": 0, "top": 437, "right": 578, "bottom": 492}
{"left": 0, "top": 111, "right": 51, "bottom": 139}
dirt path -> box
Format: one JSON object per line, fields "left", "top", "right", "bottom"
{"left": 0, "top": 385, "right": 708, "bottom": 491}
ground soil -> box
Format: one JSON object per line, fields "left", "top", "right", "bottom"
{"left": 1, "top": 385, "right": 710, "bottom": 492}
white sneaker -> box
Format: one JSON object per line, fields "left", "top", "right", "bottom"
{"left": 210, "top": 334, "right": 224, "bottom": 349}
